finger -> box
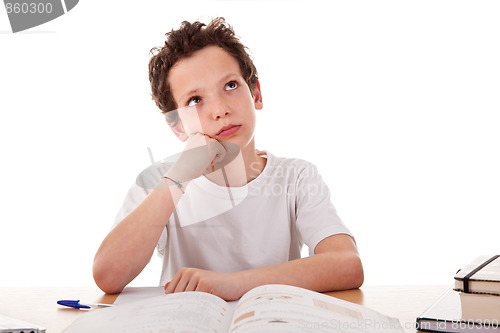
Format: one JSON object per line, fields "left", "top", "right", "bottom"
{"left": 165, "top": 280, "right": 176, "bottom": 294}
{"left": 209, "top": 139, "right": 225, "bottom": 159}
{"left": 185, "top": 278, "right": 199, "bottom": 292}
{"left": 209, "top": 142, "right": 241, "bottom": 172}
{"left": 165, "top": 271, "right": 183, "bottom": 294}
{"left": 206, "top": 138, "right": 217, "bottom": 173}
{"left": 214, "top": 142, "right": 240, "bottom": 168}
{"left": 194, "top": 281, "right": 211, "bottom": 294}
{"left": 173, "top": 273, "right": 191, "bottom": 293}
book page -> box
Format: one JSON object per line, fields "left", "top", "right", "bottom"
{"left": 229, "top": 285, "right": 403, "bottom": 333}
{"left": 63, "top": 292, "right": 232, "bottom": 333}
{"left": 113, "top": 286, "right": 165, "bottom": 305}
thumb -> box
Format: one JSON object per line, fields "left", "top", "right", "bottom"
{"left": 207, "top": 140, "right": 226, "bottom": 170}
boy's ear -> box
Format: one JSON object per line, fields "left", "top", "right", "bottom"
{"left": 252, "top": 79, "right": 263, "bottom": 110}
{"left": 169, "top": 120, "right": 189, "bottom": 142}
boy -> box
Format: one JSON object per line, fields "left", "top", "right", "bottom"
{"left": 93, "top": 17, "right": 363, "bottom": 300}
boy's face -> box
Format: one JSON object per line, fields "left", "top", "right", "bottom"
{"left": 167, "top": 45, "right": 262, "bottom": 151}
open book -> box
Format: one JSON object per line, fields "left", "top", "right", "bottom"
{"left": 63, "top": 284, "right": 403, "bottom": 333}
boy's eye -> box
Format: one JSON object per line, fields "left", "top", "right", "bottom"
{"left": 225, "top": 81, "right": 238, "bottom": 91}
{"left": 187, "top": 96, "right": 201, "bottom": 107}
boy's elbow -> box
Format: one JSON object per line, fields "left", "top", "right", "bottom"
{"left": 92, "top": 258, "right": 125, "bottom": 295}
{"left": 349, "top": 255, "right": 364, "bottom": 289}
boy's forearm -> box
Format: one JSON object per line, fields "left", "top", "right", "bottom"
{"left": 164, "top": 244, "right": 363, "bottom": 301}
{"left": 93, "top": 184, "right": 183, "bottom": 294}
{"left": 235, "top": 234, "right": 363, "bottom": 295}
{"left": 238, "top": 248, "right": 363, "bottom": 294}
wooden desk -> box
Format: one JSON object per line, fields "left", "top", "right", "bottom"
{"left": 0, "top": 287, "right": 118, "bottom": 333}
{"left": 0, "top": 285, "right": 447, "bottom": 333}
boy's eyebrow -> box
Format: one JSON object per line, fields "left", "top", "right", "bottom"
{"left": 218, "top": 72, "right": 241, "bottom": 84}
{"left": 179, "top": 89, "right": 199, "bottom": 104}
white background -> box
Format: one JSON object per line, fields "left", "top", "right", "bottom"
{"left": 0, "top": 0, "right": 499, "bottom": 288}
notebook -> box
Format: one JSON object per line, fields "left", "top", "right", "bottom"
{"left": 0, "top": 313, "right": 45, "bottom": 333}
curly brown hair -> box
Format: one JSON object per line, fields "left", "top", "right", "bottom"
{"left": 149, "top": 17, "right": 259, "bottom": 126}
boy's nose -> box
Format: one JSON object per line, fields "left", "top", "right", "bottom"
{"left": 210, "top": 98, "right": 231, "bottom": 120}
{"left": 214, "top": 110, "right": 230, "bottom": 119}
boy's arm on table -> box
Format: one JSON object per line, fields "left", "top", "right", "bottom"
{"left": 92, "top": 185, "right": 181, "bottom": 295}
{"left": 93, "top": 134, "right": 228, "bottom": 294}
{"left": 165, "top": 234, "right": 364, "bottom": 301}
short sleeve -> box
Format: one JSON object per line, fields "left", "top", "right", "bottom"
{"left": 294, "top": 164, "right": 353, "bottom": 254}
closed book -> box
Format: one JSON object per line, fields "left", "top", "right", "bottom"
{"left": 416, "top": 287, "right": 500, "bottom": 333}
{"left": 460, "top": 292, "right": 500, "bottom": 323}
{"left": 454, "top": 255, "right": 500, "bottom": 295}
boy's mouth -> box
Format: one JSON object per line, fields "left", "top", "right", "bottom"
{"left": 216, "top": 124, "right": 241, "bottom": 137}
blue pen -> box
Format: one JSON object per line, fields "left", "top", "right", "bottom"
{"left": 57, "top": 300, "right": 114, "bottom": 309}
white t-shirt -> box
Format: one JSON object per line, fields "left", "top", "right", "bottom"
{"left": 114, "top": 151, "right": 353, "bottom": 285}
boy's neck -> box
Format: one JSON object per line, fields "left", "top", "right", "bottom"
{"left": 205, "top": 139, "right": 266, "bottom": 187}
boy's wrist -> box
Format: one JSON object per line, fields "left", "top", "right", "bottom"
{"left": 155, "top": 171, "right": 191, "bottom": 195}
{"left": 233, "top": 269, "right": 265, "bottom": 295}
{"left": 165, "top": 163, "right": 201, "bottom": 184}
{"left": 162, "top": 172, "right": 190, "bottom": 189}
{"left": 162, "top": 176, "right": 185, "bottom": 193}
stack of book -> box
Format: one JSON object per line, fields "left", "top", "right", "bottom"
{"left": 417, "top": 255, "right": 500, "bottom": 333}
